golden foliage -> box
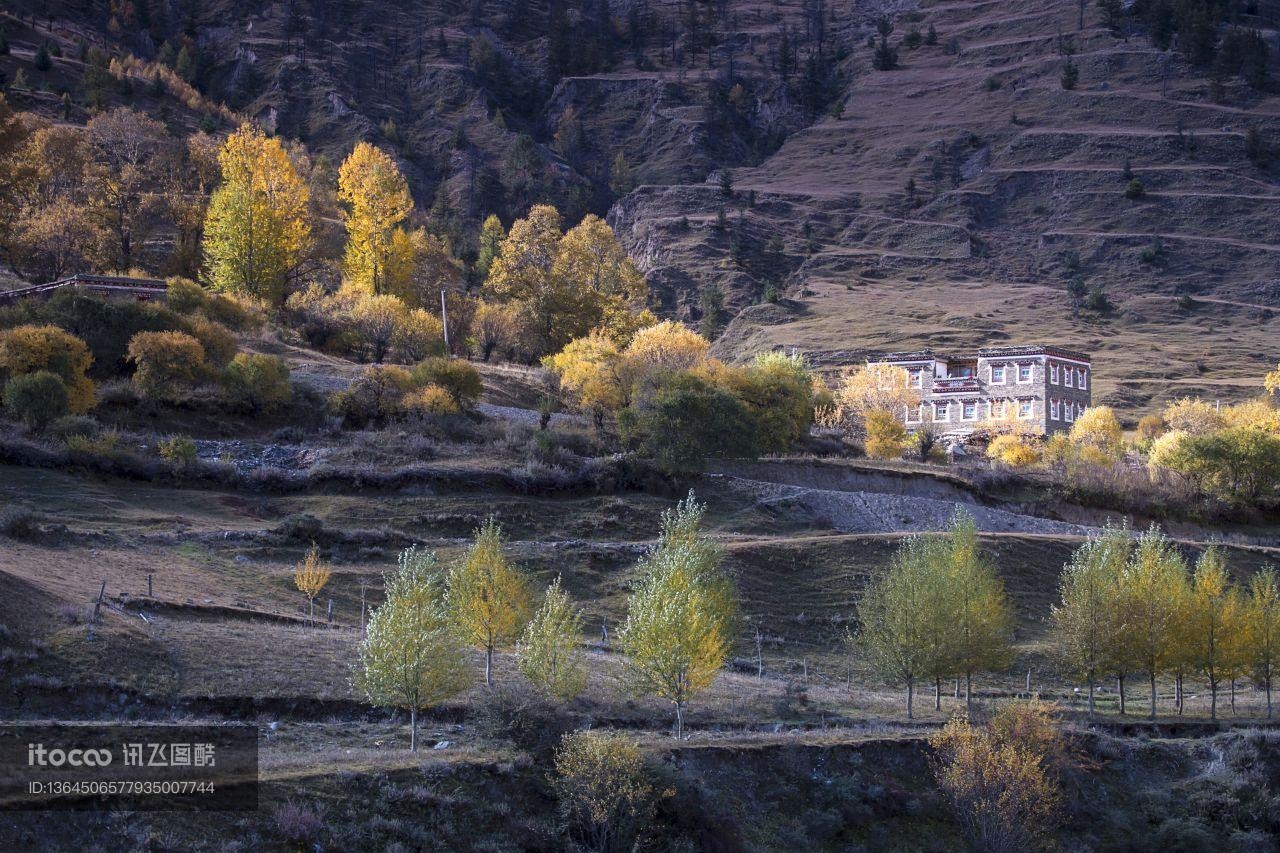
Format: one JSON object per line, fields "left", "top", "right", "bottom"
{"left": 203, "top": 123, "right": 311, "bottom": 306}
{"left": 986, "top": 434, "right": 1041, "bottom": 468}
{"left": 553, "top": 731, "right": 666, "bottom": 853}
{"left": 864, "top": 408, "right": 908, "bottom": 459}
{"left": 338, "top": 142, "right": 414, "bottom": 298}
{"left": 929, "top": 704, "right": 1064, "bottom": 852}
{"left": 293, "top": 545, "right": 331, "bottom": 624}
{"left": 831, "top": 363, "right": 920, "bottom": 439}
{"left": 1068, "top": 405, "right": 1125, "bottom": 462}
{"left": 0, "top": 324, "right": 96, "bottom": 413}
{"left": 447, "top": 518, "right": 535, "bottom": 685}
{"left": 403, "top": 384, "right": 459, "bottom": 416}
{"left": 1162, "top": 397, "right": 1223, "bottom": 436}
{"left": 126, "top": 330, "right": 207, "bottom": 401}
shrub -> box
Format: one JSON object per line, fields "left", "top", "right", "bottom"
{"left": 4, "top": 371, "right": 69, "bottom": 429}
{"left": 1124, "top": 178, "right": 1145, "bottom": 199}
{"left": 409, "top": 357, "right": 482, "bottom": 409}
{"left": 553, "top": 731, "right": 665, "bottom": 853}
{"left": 0, "top": 506, "right": 42, "bottom": 540}
{"left": 403, "top": 384, "right": 459, "bottom": 416}
{"left": 391, "top": 308, "right": 446, "bottom": 363}
{"left": 41, "top": 289, "right": 181, "bottom": 375}
{"left": 222, "top": 353, "right": 291, "bottom": 414}
{"left": 864, "top": 409, "right": 907, "bottom": 459}
{"left": 183, "top": 317, "right": 237, "bottom": 367}
{"left": 929, "top": 710, "right": 1064, "bottom": 851}
{"left": 1136, "top": 414, "right": 1164, "bottom": 448}
{"left": 1069, "top": 405, "right": 1125, "bottom": 463}
{"left": 48, "top": 414, "right": 99, "bottom": 440}
{"left": 165, "top": 277, "right": 206, "bottom": 314}
{"left": 0, "top": 324, "right": 95, "bottom": 412}
{"left": 126, "top": 331, "right": 207, "bottom": 401}
{"left": 1060, "top": 61, "right": 1079, "bottom": 89}
{"left": 158, "top": 435, "right": 198, "bottom": 469}
{"left": 272, "top": 801, "right": 325, "bottom": 845}
{"left": 987, "top": 434, "right": 1041, "bottom": 468}
{"left": 329, "top": 365, "right": 413, "bottom": 427}
{"left": 618, "top": 370, "right": 758, "bottom": 475}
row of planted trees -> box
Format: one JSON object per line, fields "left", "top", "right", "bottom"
{"left": 859, "top": 515, "right": 1280, "bottom": 722}
{"left": 353, "top": 492, "right": 738, "bottom": 748}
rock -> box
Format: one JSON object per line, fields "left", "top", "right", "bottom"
{"left": 433, "top": 740, "right": 451, "bottom": 749}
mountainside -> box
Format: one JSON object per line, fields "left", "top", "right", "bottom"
{"left": 2, "top": 0, "right": 1278, "bottom": 416}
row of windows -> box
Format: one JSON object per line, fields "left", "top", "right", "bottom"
{"left": 906, "top": 399, "right": 1034, "bottom": 423}
{"left": 1048, "top": 362, "right": 1088, "bottom": 389}
{"left": 903, "top": 361, "right": 1089, "bottom": 390}
{"left": 1049, "top": 398, "right": 1086, "bottom": 422}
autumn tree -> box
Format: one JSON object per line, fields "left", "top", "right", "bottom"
{"left": 294, "top": 544, "right": 332, "bottom": 625}
{"left": 618, "top": 492, "right": 737, "bottom": 737}
{"left": 1162, "top": 397, "right": 1223, "bottom": 436}
{"left": 349, "top": 293, "right": 406, "bottom": 363}
{"left": 1266, "top": 364, "right": 1280, "bottom": 398}
{"left": 1123, "top": 527, "right": 1188, "bottom": 720}
{"left": 84, "top": 107, "right": 171, "bottom": 269}
{"left": 203, "top": 123, "right": 311, "bottom": 306}
{"left": 517, "top": 576, "right": 587, "bottom": 700}
{"left": 356, "top": 546, "right": 474, "bottom": 750}
{"left": 941, "top": 512, "right": 1014, "bottom": 719}
{"left": 484, "top": 206, "right": 648, "bottom": 355}
{"left": 1068, "top": 405, "right": 1125, "bottom": 464}
{"left": 447, "top": 518, "right": 535, "bottom": 686}
{"left": 1051, "top": 524, "right": 1132, "bottom": 718}
{"left": 865, "top": 409, "right": 908, "bottom": 459}
{"left": 719, "top": 351, "right": 817, "bottom": 453}
{"left": 338, "top": 142, "right": 414, "bottom": 297}
{"left": 471, "top": 300, "right": 521, "bottom": 362}
{"left": 832, "top": 362, "right": 920, "bottom": 441}
{"left": 857, "top": 534, "right": 950, "bottom": 718}
{"left": 1249, "top": 567, "right": 1280, "bottom": 718}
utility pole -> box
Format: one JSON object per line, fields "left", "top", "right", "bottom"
{"left": 440, "top": 289, "right": 451, "bottom": 355}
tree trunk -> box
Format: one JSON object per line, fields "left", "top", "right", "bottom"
{"left": 674, "top": 701, "right": 684, "bottom": 739}
{"left": 935, "top": 677, "right": 941, "bottom": 711}
{"left": 1087, "top": 673, "right": 1095, "bottom": 719}
{"left": 1149, "top": 671, "right": 1157, "bottom": 721}
{"left": 1176, "top": 674, "right": 1183, "bottom": 715}
{"left": 1118, "top": 675, "right": 1126, "bottom": 716}
{"left": 308, "top": 597, "right": 314, "bottom": 627}
{"left": 954, "top": 677, "right": 960, "bottom": 699}
{"left": 410, "top": 707, "right": 417, "bottom": 752}
{"left": 485, "top": 645, "right": 493, "bottom": 687}
{"left": 1210, "top": 678, "right": 1217, "bottom": 721}
{"left": 965, "top": 671, "right": 973, "bottom": 721}
{"left": 1231, "top": 679, "right": 1236, "bottom": 715}
{"left": 1268, "top": 678, "right": 1273, "bottom": 719}
{"left": 907, "top": 677, "right": 914, "bottom": 720}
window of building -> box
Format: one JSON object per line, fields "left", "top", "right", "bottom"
{"left": 1018, "top": 400, "right": 1033, "bottom": 419}
{"left": 991, "top": 364, "right": 1005, "bottom": 384}
{"left": 1050, "top": 399, "right": 1060, "bottom": 420}
{"left": 962, "top": 401, "right": 977, "bottom": 420}
{"left": 1078, "top": 368, "right": 1087, "bottom": 389}
{"left": 1018, "top": 364, "right": 1032, "bottom": 383}
{"left": 1064, "top": 368, "right": 1073, "bottom": 388}
{"left": 992, "top": 399, "right": 1006, "bottom": 419}
{"left": 1049, "top": 363, "right": 1059, "bottom": 384}
{"left": 1065, "top": 402, "right": 1075, "bottom": 423}
{"left": 910, "top": 370, "right": 923, "bottom": 388}
{"left": 935, "top": 401, "right": 950, "bottom": 421}
{"left": 906, "top": 404, "right": 922, "bottom": 423}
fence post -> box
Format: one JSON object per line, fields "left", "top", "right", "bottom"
{"left": 147, "top": 574, "right": 153, "bottom": 598}
{"left": 92, "top": 581, "right": 106, "bottom": 623}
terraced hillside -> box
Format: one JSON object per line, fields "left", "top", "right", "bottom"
{"left": 615, "top": 0, "right": 1280, "bottom": 417}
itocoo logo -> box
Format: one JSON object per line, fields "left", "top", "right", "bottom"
{"left": 27, "top": 743, "right": 114, "bottom": 767}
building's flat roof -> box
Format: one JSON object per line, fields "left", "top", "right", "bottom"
{"left": 868, "top": 344, "right": 1091, "bottom": 364}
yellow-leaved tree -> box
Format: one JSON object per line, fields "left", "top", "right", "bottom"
{"left": 356, "top": 546, "right": 473, "bottom": 750}
{"left": 447, "top": 518, "right": 535, "bottom": 686}
{"left": 1122, "top": 526, "right": 1189, "bottom": 720}
{"left": 1068, "top": 405, "right": 1125, "bottom": 464}
{"left": 202, "top": 123, "right": 311, "bottom": 306}
{"left": 831, "top": 363, "right": 920, "bottom": 444}
{"left": 1249, "top": 568, "right": 1280, "bottom": 718}
{"left": 517, "top": 576, "right": 587, "bottom": 700}
{"left": 484, "top": 206, "right": 648, "bottom": 355}
{"left": 294, "top": 544, "right": 331, "bottom": 626}
{"left": 618, "top": 492, "right": 738, "bottom": 737}
{"left": 0, "top": 324, "right": 96, "bottom": 413}
{"left": 1267, "top": 364, "right": 1280, "bottom": 398}
{"left": 337, "top": 141, "right": 414, "bottom": 298}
